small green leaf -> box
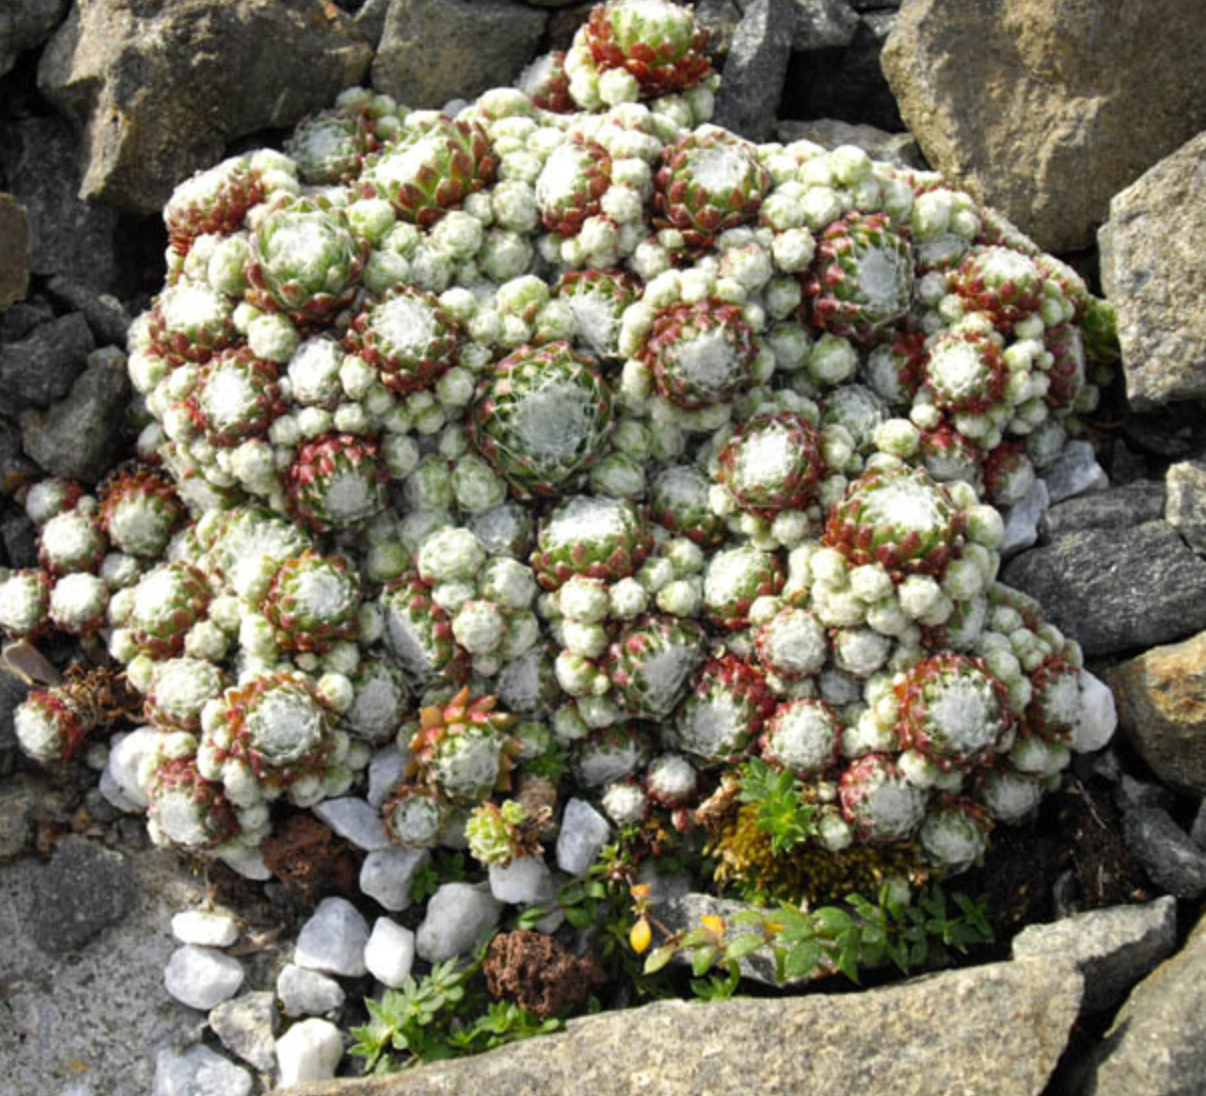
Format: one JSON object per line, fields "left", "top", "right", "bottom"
{"left": 724, "top": 933, "right": 764, "bottom": 962}
{"left": 644, "top": 945, "right": 678, "bottom": 975}
{"left": 692, "top": 945, "right": 719, "bottom": 977}
{"left": 812, "top": 907, "right": 853, "bottom": 936}
{"left": 564, "top": 906, "right": 593, "bottom": 930}
{"left": 783, "top": 940, "right": 823, "bottom": 980}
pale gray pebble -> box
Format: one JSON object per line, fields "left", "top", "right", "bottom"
{"left": 276, "top": 1017, "right": 344, "bottom": 1086}
{"left": 416, "top": 883, "right": 503, "bottom": 962}
{"left": 368, "top": 744, "right": 407, "bottom": 808}
{"left": 277, "top": 963, "right": 347, "bottom": 1018}
{"left": 172, "top": 910, "right": 239, "bottom": 948}
{"left": 164, "top": 945, "right": 245, "bottom": 1011}
{"left": 1043, "top": 439, "right": 1109, "bottom": 504}
{"left": 364, "top": 917, "right": 416, "bottom": 988}
{"left": 294, "top": 896, "right": 369, "bottom": 977}
{"left": 489, "top": 855, "right": 556, "bottom": 905}
{"left": 152, "top": 1043, "right": 252, "bottom": 1096}
{"left": 1001, "top": 478, "right": 1049, "bottom": 558}
{"left": 209, "top": 991, "right": 279, "bottom": 1075}
{"left": 556, "top": 798, "right": 610, "bottom": 876}
{"left": 360, "top": 846, "right": 429, "bottom": 912}
{"left": 312, "top": 797, "right": 392, "bottom": 851}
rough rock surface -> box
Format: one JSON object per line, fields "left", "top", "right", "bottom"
{"left": 0, "top": 312, "right": 95, "bottom": 415}
{"left": 278, "top": 958, "right": 1081, "bottom": 1096}
{"left": 371, "top": 0, "right": 547, "bottom": 110}
{"left": 0, "top": 0, "right": 71, "bottom": 78}
{"left": 31, "top": 835, "right": 136, "bottom": 952}
{"left": 881, "top": 0, "right": 1206, "bottom": 253}
{"left": 1040, "top": 481, "right": 1166, "bottom": 542}
{"left": 1122, "top": 808, "right": 1206, "bottom": 899}
{"left": 1107, "top": 629, "right": 1206, "bottom": 796}
{"left": 710, "top": 0, "right": 795, "bottom": 143}
{"left": 1001, "top": 521, "right": 1206, "bottom": 657}
{"left": 776, "top": 118, "right": 923, "bottom": 168}
{"left": 1164, "top": 458, "right": 1206, "bottom": 555}
{"left": 0, "top": 194, "right": 31, "bottom": 309}
{"left": 37, "top": 0, "right": 373, "bottom": 214}
{"left": 1071, "top": 910, "right": 1206, "bottom": 1096}
{"left": 210, "top": 991, "right": 280, "bottom": 1076}
{"left": 20, "top": 347, "right": 132, "bottom": 483}
{"left": 1010, "top": 898, "right": 1177, "bottom": 1014}
{"left": 1099, "top": 132, "right": 1206, "bottom": 411}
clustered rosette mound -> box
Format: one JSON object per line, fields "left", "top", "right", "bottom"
{"left": 5, "top": 0, "right": 1117, "bottom": 894}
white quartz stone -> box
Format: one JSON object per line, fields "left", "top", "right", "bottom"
{"left": 172, "top": 910, "right": 240, "bottom": 948}
{"left": 1001, "top": 478, "right": 1049, "bottom": 557}
{"left": 1043, "top": 440, "right": 1109, "bottom": 504}
{"left": 555, "top": 798, "right": 610, "bottom": 876}
{"left": 294, "top": 897, "right": 370, "bottom": 977}
{"left": 415, "top": 883, "right": 503, "bottom": 962}
{"left": 364, "top": 917, "right": 416, "bottom": 988}
{"left": 163, "top": 945, "right": 245, "bottom": 1010}
{"left": 101, "top": 727, "right": 159, "bottom": 810}
{"left": 152, "top": 1044, "right": 252, "bottom": 1096}
{"left": 276, "top": 963, "right": 346, "bottom": 1017}
{"left": 367, "top": 744, "right": 407, "bottom": 808}
{"left": 276, "top": 1018, "right": 344, "bottom": 1085}
{"left": 359, "top": 846, "right": 429, "bottom": 912}
{"left": 217, "top": 846, "right": 273, "bottom": 881}
{"left": 1073, "top": 670, "right": 1117, "bottom": 753}
{"left": 489, "top": 855, "right": 556, "bottom": 905}
{"left": 312, "top": 797, "right": 392, "bottom": 850}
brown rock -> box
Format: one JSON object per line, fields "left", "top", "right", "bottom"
{"left": 0, "top": 195, "right": 30, "bottom": 309}
{"left": 880, "top": 0, "right": 1206, "bottom": 253}
{"left": 1106, "top": 630, "right": 1206, "bottom": 796}
{"left": 482, "top": 931, "right": 605, "bottom": 1018}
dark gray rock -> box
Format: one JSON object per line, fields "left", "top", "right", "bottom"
{"left": 20, "top": 346, "right": 131, "bottom": 484}
{"left": 1011, "top": 897, "right": 1177, "bottom": 1014}
{"left": 0, "top": 300, "right": 54, "bottom": 343}
{"left": 1100, "top": 131, "right": 1206, "bottom": 411}
{"left": 210, "top": 991, "right": 280, "bottom": 1075}
{"left": 0, "top": 509, "right": 38, "bottom": 567}
{"left": 883, "top": 0, "right": 1206, "bottom": 254}
{"left": 45, "top": 277, "right": 131, "bottom": 348}
{"left": 1070, "top": 910, "right": 1206, "bottom": 1096}
{"left": 776, "top": 118, "right": 923, "bottom": 167}
{"left": 1042, "top": 440, "right": 1109, "bottom": 504}
{"left": 0, "top": 313, "right": 95, "bottom": 414}
{"left": 711, "top": 0, "right": 796, "bottom": 143}
{"left": 1001, "top": 521, "right": 1206, "bottom": 657}
{"left": 0, "top": 194, "right": 31, "bottom": 309}
{"left": 0, "top": 0, "right": 72, "bottom": 78}
{"left": 372, "top": 0, "right": 547, "bottom": 111}
{"left": 1040, "top": 481, "right": 1166, "bottom": 542}
{"left": 791, "top": 0, "right": 859, "bottom": 50}
{"left": 353, "top": 0, "right": 391, "bottom": 48}
{"left": 1164, "top": 458, "right": 1206, "bottom": 555}
{"left": 1122, "top": 402, "right": 1206, "bottom": 459}
{"left": 1113, "top": 774, "right": 1177, "bottom": 816}
{"left": 30, "top": 835, "right": 136, "bottom": 951}
{"left": 0, "top": 777, "right": 37, "bottom": 861}
{"left": 1191, "top": 798, "right": 1206, "bottom": 849}
{"left": 37, "top": 0, "right": 372, "bottom": 214}
{"left": 0, "top": 416, "right": 40, "bottom": 497}
{"left": 7, "top": 117, "right": 121, "bottom": 289}
{"left": 1122, "top": 808, "right": 1206, "bottom": 899}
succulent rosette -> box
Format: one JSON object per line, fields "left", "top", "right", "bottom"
{"left": 982, "top": 442, "right": 1036, "bottom": 507}
{"left": 556, "top": 269, "right": 641, "bottom": 361}
{"left": 146, "top": 281, "right": 236, "bottom": 365}
{"left": 263, "top": 551, "right": 362, "bottom": 654}
{"left": 1043, "top": 323, "right": 1088, "bottom": 411}
{"left": 0, "top": 569, "right": 53, "bottom": 638}
{"left": 1024, "top": 654, "right": 1082, "bottom": 744}
{"left": 342, "top": 657, "right": 411, "bottom": 744}
{"left": 143, "top": 658, "right": 227, "bottom": 733}
{"left": 284, "top": 102, "right": 381, "bottom": 186}
{"left": 950, "top": 246, "right": 1044, "bottom": 334}
{"left": 518, "top": 51, "right": 575, "bottom": 114}
{"left": 754, "top": 606, "right": 828, "bottom": 681}
{"left": 163, "top": 156, "right": 264, "bottom": 256}
{"left": 469, "top": 342, "right": 614, "bottom": 497}
{"left": 379, "top": 572, "right": 467, "bottom": 685}
{"left": 640, "top": 299, "right": 759, "bottom": 409}
{"left": 13, "top": 689, "right": 91, "bottom": 764}
{"left": 609, "top": 613, "right": 706, "bottom": 720}
{"left": 917, "top": 795, "right": 991, "bottom": 872}
{"left": 671, "top": 655, "right": 776, "bottom": 764}
{"left": 761, "top": 698, "right": 843, "bottom": 777}
{"left": 146, "top": 758, "right": 244, "bottom": 851}
{"left": 286, "top": 432, "right": 388, "bottom": 532}
{"left": 343, "top": 285, "right": 459, "bottom": 397}
{"left": 98, "top": 465, "right": 185, "bottom": 559}
{"left": 582, "top": 0, "right": 712, "bottom": 97}
{"left": 648, "top": 464, "right": 727, "bottom": 546}
{"left": 839, "top": 753, "right": 928, "bottom": 843}
{"left": 861, "top": 330, "right": 928, "bottom": 408}
{"left": 717, "top": 412, "right": 825, "bottom": 516}
{"left": 702, "top": 544, "right": 784, "bottom": 629}
{"left": 186, "top": 348, "right": 286, "bottom": 448}
{"left": 536, "top": 136, "right": 613, "bottom": 237}
{"left": 38, "top": 507, "right": 106, "bottom": 576}
{"left": 922, "top": 328, "right": 1007, "bottom": 417}
{"left": 572, "top": 723, "right": 652, "bottom": 787}
{"left": 531, "top": 495, "right": 653, "bottom": 590}
{"left": 919, "top": 424, "right": 983, "bottom": 486}
{"left": 382, "top": 782, "right": 449, "bottom": 849}
{"left": 404, "top": 687, "right": 518, "bottom": 803}
{"left": 127, "top": 562, "right": 213, "bottom": 659}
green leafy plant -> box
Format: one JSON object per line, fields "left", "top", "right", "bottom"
{"left": 737, "top": 757, "right": 819, "bottom": 854}
{"left": 409, "top": 849, "right": 474, "bottom": 905}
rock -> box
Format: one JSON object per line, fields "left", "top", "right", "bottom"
{"left": 1123, "top": 402, "right": 1206, "bottom": 460}
{"left": 783, "top": 11, "right": 902, "bottom": 133}
{"left": 555, "top": 797, "right": 610, "bottom": 875}
{"left": 367, "top": 744, "right": 406, "bottom": 808}
{"left": 1042, "top": 440, "right": 1109, "bottom": 505}
{"left": 37, "top": 0, "right": 372, "bottom": 214}
{"left": 0, "top": 418, "right": 39, "bottom": 497}
{"left": 353, "top": 0, "right": 392, "bottom": 48}
{"left": 312, "top": 797, "right": 391, "bottom": 851}
{"left": 280, "top": 957, "right": 1081, "bottom": 1096}
{"left": 1107, "top": 629, "right": 1206, "bottom": 795}
{"left": 364, "top": 917, "right": 416, "bottom": 989}
{"left": 881, "top": 0, "right": 1206, "bottom": 253}
{"left": 210, "top": 991, "right": 279, "bottom": 1075}
{"left": 1113, "top": 774, "right": 1177, "bottom": 816}
{"left": 276, "top": 963, "right": 347, "bottom": 1018}
{"left": 0, "top": 313, "right": 95, "bottom": 415}
{"left": 1001, "top": 478, "right": 1049, "bottom": 558}
{"left": 1122, "top": 808, "right": 1206, "bottom": 899}
{"left": 0, "top": 300, "right": 53, "bottom": 343}
{"left": 1164, "top": 459, "right": 1206, "bottom": 555}
{"left": 711, "top": 0, "right": 795, "bottom": 143}
{"left": 0, "top": 779, "right": 36, "bottom": 861}
{"left": 294, "top": 897, "right": 370, "bottom": 978}
{"left": 0, "top": 0, "right": 71, "bottom": 78}
{"left": 1011, "top": 897, "right": 1177, "bottom": 1014}
{"left": 775, "top": 118, "right": 923, "bottom": 168}
{"left": 164, "top": 944, "right": 246, "bottom": 1011}
{"left": 1100, "top": 132, "right": 1206, "bottom": 411}
{"left": 488, "top": 854, "right": 556, "bottom": 905}
{"left": 6, "top": 117, "right": 121, "bottom": 288}
{"left": 0, "top": 194, "right": 31, "bottom": 308}
{"left": 30, "top": 834, "right": 135, "bottom": 951}
{"left": 1001, "top": 521, "right": 1206, "bottom": 657}
{"left": 152, "top": 1044, "right": 252, "bottom": 1096}
{"left": 276, "top": 1017, "right": 344, "bottom": 1086}
{"left": 791, "top": 0, "right": 860, "bottom": 50}
{"left": 44, "top": 276, "right": 131, "bottom": 347}
{"left": 1072, "top": 910, "right": 1206, "bottom": 1095}
{"left": 371, "top": 0, "right": 547, "bottom": 111}
{"left": 20, "top": 346, "right": 132, "bottom": 483}
{"left": 359, "top": 846, "right": 429, "bottom": 912}
{"left": 101, "top": 726, "right": 159, "bottom": 811}
{"left": 1040, "top": 481, "right": 1165, "bottom": 542}
{"left": 171, "top": 910, "right": 240, "bottom": 948}
{"left": 1192, "top": 798, "right": 1206, "bottom": 849}
{"left": 415, "top": 882, "right": 503, "bottom": 962}
{"left": 0, "top": 510, "right": 37, "bottom": 568}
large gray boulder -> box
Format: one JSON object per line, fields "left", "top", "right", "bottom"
{"left": 37, "top": 0, "right": 372, "bottom": 214}
{"left": 276, "top": 958, "right": 1082, "bottom": 1096}
{"left": 0, "top": 195, "right": 30, "bottom": 309}
{"left": 1099, "top": 132, "right": 1206, "bottom": 411}
{"left": 0, "top": 0, "right": 71, "bottom": 78}
{"left": 881, "top": 0, "right": 1206, "bottom": 253}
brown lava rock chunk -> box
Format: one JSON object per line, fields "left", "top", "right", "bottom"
{"left": 260, "top": 813, "right": 358, "bottom": 903}
{"left": 483, "top": 930, "right": 606, "bottom": 1019}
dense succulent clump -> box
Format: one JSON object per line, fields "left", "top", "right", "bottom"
{"left": 6, "top": 0, "right": 1119, "bottom": 932}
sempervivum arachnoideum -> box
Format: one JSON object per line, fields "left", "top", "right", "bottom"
{"left": 404, "top": 687, "right": 519, "bottom": 803}
{"left": 185, "top": 347, "right": 286, "bottom": 449}
{"left": 343, "top": 285, "right": 459, "bottom": 397}
{"left": 760, "top": 698, "right": 843, "bottom": 778}
{"left": 641, "top": 299, "right": 758, "bottom": 409}
{"left": 572, "top": 723, "right": 652, "bottom": 787}
{"left": 144, "top": 657, "right": 227, "bottom": 733}
{"left": 382, "top": 782, "right": 449, "bottom": 849}
{"left": 716, "top": 412, "right": 825, "bottom": 517}
{"left": 982, "top": 441, "right": 1036, "bottom": 508}
{"left": 286, "top": 432, "right": 388, "bottom": 532}
{"left": 609, "top": 612, "right": 706, "bottom": 720}
{"left": 13, "top": 689, "right": 91, "bottom": 764}
{"left": 671, "top": 655, "right": 776, "bottom": 764}
{"left": 649, "top": 464, "right": 728, "bottom": 547}
{"left": 1024, "top": 653, "right": 1082, "bottom": 745}
{"left": 949, "top": 246, "right": 1044, "bottom": 334}
{"left": 0, "top": 569, "right": 53, "bottom": 638}
{"left": 653, "top": 129, "right": 768, "bottom": 249}
{"left": 146, "top": 757, "right": 247, "bottom": 851}
{"left": 146, "top": 281, "right": 236, "bottom": 365}
{"left": 361, "top": 114, "right": 496, "bottom": 228}
{"left": 342, "top": 657, "right": 410, "bottom": 744}
{"left": 205, "top": 506, "right": 313, "bottom": 600}
{"left": 48, "top": 573, "right": 109, "bottom": 636}
{"left": 822, "top": 463, "right": 965, "bottom": 581}
{"left": 285, "top": 100, "right": 382, "bottom": 186}
{"left": 531, "top": 495, "right": 652, "bottom": 590}
{"left": 536, "top": 136, "right": 613, "bottom": 237}
{"left": 838, "top": 752, "right": 928, "bottom": 843}
{"left": 164, "top": 156, "right": 264, "bottom": 257}
{"left": 922, "top": 328, "right": 1007, "bottom": 417}
{"left": 379, "top": 572, "right": 466, "bottom": 684}
{"left": 702, "top": 543, "right": 784, "bottom": 629}
{"left": 583, "top": 0, "right": 712, "bottom": 97}
{"left": 98, "top": 465, "right": 185, "bottom": 559}
{"left": 38, "top": 506, "right": 107, "bottom": 576}
{"left": 862, "top": 330, "right": 927, "bottom": 408}
{"left": 556, "top": 268, "right": 641, "bottom": 362}
{"left": 263, "top": 551, "right": 362, "bottom": 654}
{"left": 754, "top": 605, "right": 828, "bottom": 681}
{"left": 518, "top": 51, "right": 575, "bottom": 114}
{"left": 917, "top": 795, "right": 991, "bottom": 872}
{"left": 803, "top": 212, "right": 913, "bottom": 345}
{"left": 919, "top": 424, "right": 983, "bottom": 486}
{"left": 469, "top": 342, "right": 614, "bottom": 498}
{"left": 126, "top": 561, "right": 213, "bottom": 659}
{"left": 894, "top": 653, "right": 1014, "bottom": 772}
{"left": 1043, "top": 323, "right": 1087, "bottom": 411}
